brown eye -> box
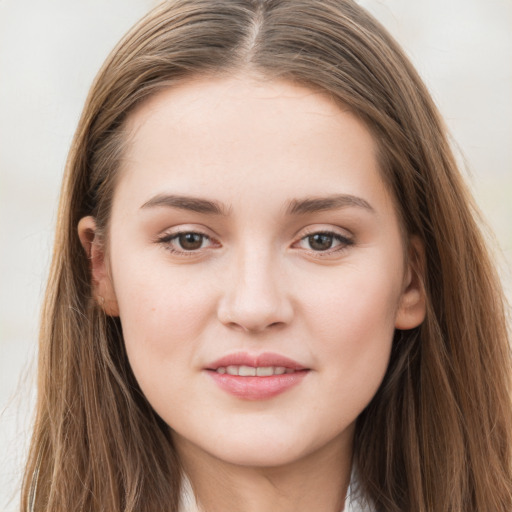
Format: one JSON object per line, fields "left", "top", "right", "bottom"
{"left": 178, "top": 233, "right": 205, "bottom": 250}
{"left": 295, "top": 230, "right": 353, "bottom": 255}
{"left": 307, "top": 233, "right": 335, "bottom": 251}
{"left": 157, "top": 230, "right": 216, "bottom": 256}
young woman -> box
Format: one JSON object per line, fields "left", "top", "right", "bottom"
{"left": 21, "top": 1, "right": 512, "bottom": 511}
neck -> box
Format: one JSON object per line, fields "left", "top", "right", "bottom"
{"left": 174, "top": 428, "right": 354, "bottom": 512}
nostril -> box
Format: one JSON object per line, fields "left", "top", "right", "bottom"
{"left": 224, "top": 321, "right": 284, "bottom": 334}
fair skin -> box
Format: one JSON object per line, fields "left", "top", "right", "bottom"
{"left": 79, "top": 75, "right": 425, "bottom": 512}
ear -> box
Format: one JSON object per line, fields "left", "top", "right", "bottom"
{"left": 77, "top": 216, "right": 119, "bottom": 316}
{"left": 395, "top": 236, "right": 426, "bottom": 330}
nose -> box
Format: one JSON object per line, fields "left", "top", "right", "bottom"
{"left": 216, "top": 246, "right": 294, "bottom": 333}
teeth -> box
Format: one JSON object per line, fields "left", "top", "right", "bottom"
{"left": 239, "top": 365, "right": 256, "bottom": 377}
{"left": 256, "top": 366, "right": 273, "bottom": 376}
{"left": 226, "top": 365, "right": 238, "bottom": 376}
{"left": 216, "top": 366, "right": 296, "bottom": 376}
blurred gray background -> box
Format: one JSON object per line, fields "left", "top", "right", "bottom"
{"left": 1, "top": 0, "right": 511, "bottom": 509}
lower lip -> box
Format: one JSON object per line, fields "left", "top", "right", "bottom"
{"left": 207, "top": 370, "right": 309, "bottom": 400}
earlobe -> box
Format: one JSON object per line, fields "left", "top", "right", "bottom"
{"left": 395, "top": 236, "right": 426, "bottom": 330}
{"left": 77, "top": 216, "right": 119, "bottom": 316}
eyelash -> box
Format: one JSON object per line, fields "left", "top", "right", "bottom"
{"left": 156, "top": 229, "right": 354, "bottom": 258}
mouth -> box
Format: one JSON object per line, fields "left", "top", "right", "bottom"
{"left": 205, "top": 352, "right": 310, "bottom": 400}
{"left": 213, "top": 365, "right": 298, "bottom": 376}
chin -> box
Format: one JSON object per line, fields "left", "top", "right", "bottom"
{"left": 209, "top": 440, "right": 310, "bottom": 469}
{"left": 169, "top": 401, "right": 358, "bottom": 471}
{"left": 185, "top": 422, "right": 346, "bottom": 470}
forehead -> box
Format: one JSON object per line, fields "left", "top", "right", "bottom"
{"left": 124, "top": 74, "right": 375, "bottom": 158}
{"left": 116, "top": 74, "right": 392, "bottom": 216}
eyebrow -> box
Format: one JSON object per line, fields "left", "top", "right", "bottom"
{"left": 140, "top": 194, "right": 231, "bottom": 215}
{"left": 140, "top": 193, "right": 374, "bottom": 216}
{"left": 285, "top": 194, "right": 374, "bottom": 215}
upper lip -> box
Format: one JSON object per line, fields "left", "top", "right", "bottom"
{"left": 206, "top": 352, "right": 308, "bottom": 371}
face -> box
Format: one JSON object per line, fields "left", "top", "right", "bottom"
{"left": 80, "top": 75, "right": 425, "bottom": 469}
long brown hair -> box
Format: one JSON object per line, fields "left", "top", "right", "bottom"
{"left": 22, "top": 1, "right": 512, "bottom": 510}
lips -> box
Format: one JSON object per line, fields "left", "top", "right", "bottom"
{"left": 205, "top": 352, "right": 310, "bottom": 400}
{"left": 207, "top": 352, "right": 308, "bottom": 371}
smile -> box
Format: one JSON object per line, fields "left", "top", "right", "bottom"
{"left": 205, "top": 352, "right": 310, "bottom": 400}
{"left": 215, "top": 365, "right": 296, "bottom": 376}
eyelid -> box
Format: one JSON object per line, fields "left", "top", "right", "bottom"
{"left": 298, "top": 225, "right": 353, "bottom": 239}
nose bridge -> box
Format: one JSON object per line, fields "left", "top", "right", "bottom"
{"left": 217, "top": 238, "right": 292, "bottom": 332}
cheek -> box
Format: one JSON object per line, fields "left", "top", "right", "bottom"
{"left": 299, "top": 263, "right": 401, "bottom": 391}
{"left": 111, "top": 255, "right": 215, "bottom": 388}
{"left": 303, "top": 263, "right": 401, "bottom": 342}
